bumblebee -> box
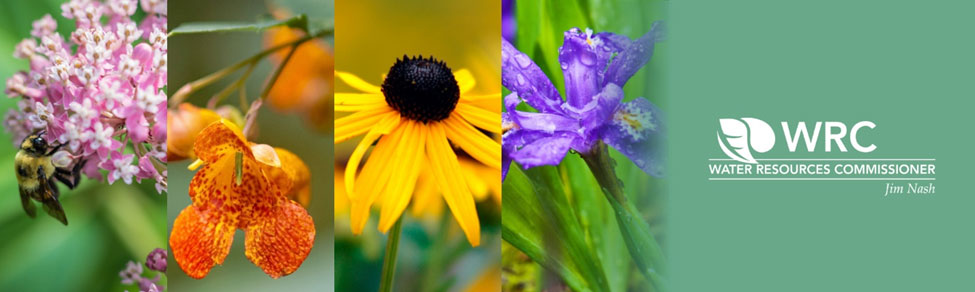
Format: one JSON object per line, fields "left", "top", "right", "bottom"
{"left": 15, "top": 131, "right": 83, "bottom": 225}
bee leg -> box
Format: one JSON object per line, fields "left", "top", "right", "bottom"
{"left": 54, "top": 170, "right": 74, "bottom": 189}
{"left": 44, "top": 142, "right": 65, "bottom": 156}
{"left": 55, "top": 159, "right": 86, "bottom": 189}
{"left": 48, "top": 175, "right": 61, "bottom": 199}
{"left": 71, "top": 159, "right": 86, "bottom": 187}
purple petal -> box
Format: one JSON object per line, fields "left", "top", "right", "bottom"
{"left": 502, "top": 0, "right": 515, "bottom": 43}
{"left": 505, "top": 92, "right": 581, "bottom": 134}
{"left": 502, "top": 39, "right": 564, "bottom": 114}
{"left": 511, "top": 132, "right": 580, "bottom": 169}
{"left": 603, "top": 21, "right": 665, "bottom": 88}
{"left": 599, "top": 98, "right": 664, "bottom": 177}
{"left": 511, "top": 111, "right": 580, "bottom": 134}
{"left": 568, "top": 83, "right": 624, "bottom": 141}
{"left": 560, "top": 28, "right": 613, "bottom": 109}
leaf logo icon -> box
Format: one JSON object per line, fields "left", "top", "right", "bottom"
{"left": 717, "top": 118, "right": 775, "bottom": 163}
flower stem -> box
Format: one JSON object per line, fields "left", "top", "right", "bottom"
{"left": 258, "top": 42, "right": 300, "bottom": 102}
{"left": 580, "top": 141, "right": 667, "bottom": 291}
{"left": 168, "top": 30, "right": 330, "bottom": 108}
{"left": 420, "top": 213, "right": 451, "bottom": 292}
{"left": 379, "top": 217, "right": 404, "bottom": 292}
{"left": 208, "top": 60, "right": 257, "bottom": 109}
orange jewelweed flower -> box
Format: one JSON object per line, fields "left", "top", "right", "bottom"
{"left": 170, "top": 120, "right": 315, "bottom": 279}
{"left": 265, "top": 25, "right": 334, "bottom": 131}
{"left": 167, "top": 103, "right": 221, "bottom": 161}
{"left": 268, "top": 147, "right": 312, "bottom": 208}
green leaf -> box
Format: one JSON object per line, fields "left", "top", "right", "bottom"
{"left": 515, "top": 0, "right": 541, "bottom": 55}
{"left": 271, "top": 0, "right": 335, "bottom": 39}
{"left": 502, "top": 166, "right": 611, "bottom": 292}
{"left": 562, "top": 155, "right": 633, "bottom": 291}
{"left": 168, "top": 14, "right": 308, "bottom": 37}
{"left": 582, "top": 146, "right": 667, "bottom": 291}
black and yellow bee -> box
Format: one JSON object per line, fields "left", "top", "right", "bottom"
{"left": 15, "top": 131, "right": 84, "bottom": 225}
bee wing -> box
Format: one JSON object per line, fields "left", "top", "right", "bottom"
{"left": 39, "top": 189, "right": 68, "bottom": 225}
{"left": 39, "top": 171, "right": 67, "bottom": 225}
{"left": 18, "top": 186, "right": 37, "bottom": 218}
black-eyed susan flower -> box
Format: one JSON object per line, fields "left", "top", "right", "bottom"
{"left": 335, "top": 55, "right": 501, "bottom": 246}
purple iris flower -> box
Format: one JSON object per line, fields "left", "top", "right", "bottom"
{"left": 501, "top": 22, "right": 665, "bottom": 180}
{"left": 502, "top": 0, "right": 516, "bottom": 42}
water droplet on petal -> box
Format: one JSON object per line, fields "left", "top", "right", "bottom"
{"left": 516, "top": 74, "right": 526, "bottom": 86}
{"left": 514, "top": 53, "right": 532, "bottom": 68}
{"left": 580, "top": 52, "right": 596, "bottom": 66}
{"left": 560, "top": 62, "right": 569, "bottom": 70}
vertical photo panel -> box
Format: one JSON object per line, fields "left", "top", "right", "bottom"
{"left": 500, "top": 0, "right": 667, "bottom": 291}
{"left": 0, "top": 0, "right": 168, "bottom": 291}
{"left": 166, "top": 0, "right": 333, "bottom": 290}
{"left": 334, "top": 0, "right": 502, "bottom": 291}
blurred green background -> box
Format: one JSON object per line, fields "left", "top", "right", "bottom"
{"left": 0, "top": 1, "right": 167, "bottom": 291}
{"left": 168, "top": 0, "right": 334, "bottom": 290}
{"left": 334, "top": 0, "right": 502, "bottom": 291}
{"left": 501, "top": 0, "right": 667, "bottom": 291}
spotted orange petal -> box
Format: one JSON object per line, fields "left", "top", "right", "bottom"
{"left": 193, "top": 120, "right": 252, "bottom": 164}
{"left": 269, "top": 147, "right": 312, "bottom": 207}
{"left": 170, "top": 205, "right": 235, "bottom": 279}
{"left": 189, "top": 151, "right": 285, "bottom": 228}
{"left": 244, "top": 200, "right": 316, "bottom": 279}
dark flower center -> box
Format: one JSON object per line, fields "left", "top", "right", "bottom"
{"left": 382, "top": 55, "right": 460, "bottom": 123}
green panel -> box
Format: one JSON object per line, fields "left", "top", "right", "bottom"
{"left": 668, "top": 0, "right": 975, "bottom": 291}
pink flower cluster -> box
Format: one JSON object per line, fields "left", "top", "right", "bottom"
{"left": 4, "top": 0, "right": 167, "bottom": 193}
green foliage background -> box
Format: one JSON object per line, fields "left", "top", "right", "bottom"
{"left": 0, "top": 1, "right": 167, "bottom": 291}
{"left": 501, "top": 0, "right": 667, "bottom": 291}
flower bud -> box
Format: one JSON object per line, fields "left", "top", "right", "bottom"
{"left": 166, "top": 103, "right": 220, "bottom": 161}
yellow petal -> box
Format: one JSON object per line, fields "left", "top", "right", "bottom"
{"left": 443, "top": 114, "right": 502, "bottom": 170}
{"left": 455, "top": 103, "right": 501, "bottom": 134}
{"left": 410, "top": 168, "right": 442, "bottom": 217}
{"left": 454, "top": 69, "right": 476, "bottom": 94}
{"left": 335, "top": 93, "right": 386, "bottom": 112}
{"left": 336, "top": 71, "right": 382, "bottom": 93}
{"left": 336, "top": 93, "right": 385, "bottom": 105}
{"left": 377, "top": 121, "right": 426, "bottom": 232}
{"left": 426, "top": 123, "right": 480, "bottom": 246}
{"left": 461, "top": 93, "right": 502, "bottom": 112}
{"left": 460, "top": 158, "right": 489, "bottom": 201}
{"left": 349, "top": 122, "right": 406, "bottom": 234}
{"left": 336, "top": 103, "right": 386, "bottom": 112}
{"left": 335, "top": 107, "right": 394, "bottom": 144}
{"left": 344, "top": 114, "right": 401, "bottom": 202}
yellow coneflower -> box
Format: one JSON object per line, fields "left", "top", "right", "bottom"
{"left": 335, "top": 55, "right": 500, "bottom": 246}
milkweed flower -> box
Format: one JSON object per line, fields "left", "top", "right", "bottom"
{"left": 119, "top": 247, "right": 166, "bottom": 292}
{"left": 3, "top": 0, "right": 167, "bottom": 192}
{"left": 145, "top": 247, "right": 167, "bottom": 272}
{"left": 501, "top": 23, "right": 666, "bottom": 180}
{"left": 335, "top": 55, "right": 501, "bottom": 246}
{"left": 169, "top": 120, "right": 315, "bottom": 279}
